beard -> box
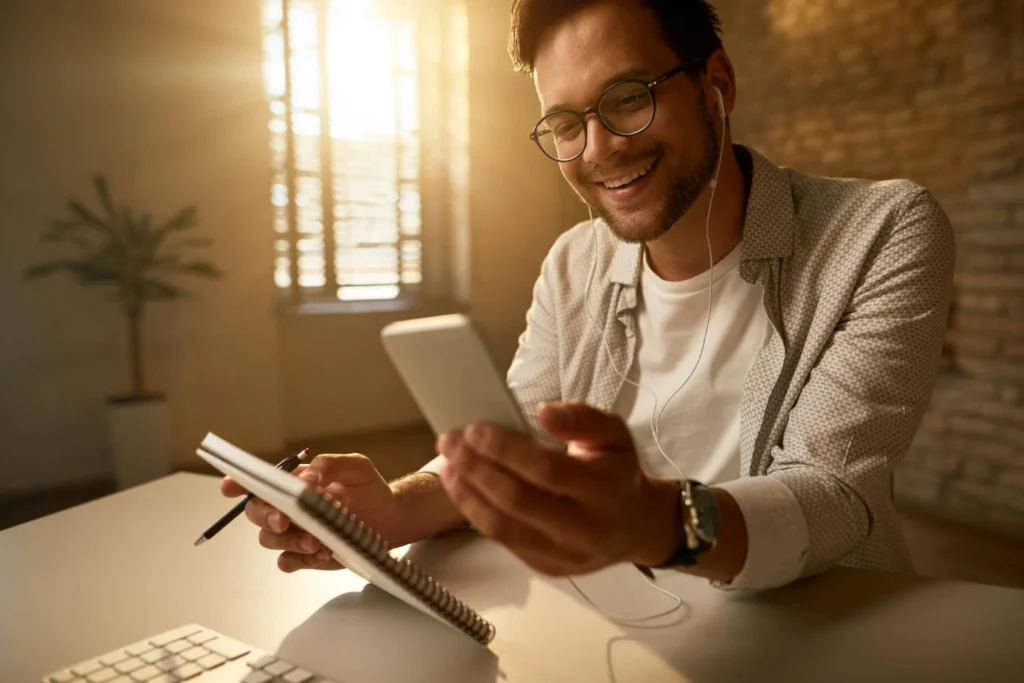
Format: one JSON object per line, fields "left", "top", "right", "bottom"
{"left": 578, "top": 98, "right": 720, "bottom": 244}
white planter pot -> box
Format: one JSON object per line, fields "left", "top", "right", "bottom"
{"left": 107, "top": 396, "right": 173, "bottom": 489}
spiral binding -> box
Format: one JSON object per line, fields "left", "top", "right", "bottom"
{"left": 297, "top": 487, "right": 496, "bottom": 646}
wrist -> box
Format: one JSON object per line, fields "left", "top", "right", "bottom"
{"left": 389, "top": 471, "right": 466, "bottom": 546}
{"left": 631, "top": 478, "right": 684, "bottom": 566}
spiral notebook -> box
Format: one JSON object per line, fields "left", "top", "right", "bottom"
{"left": 195, "top": 433, "right": 496, "bottom": 646}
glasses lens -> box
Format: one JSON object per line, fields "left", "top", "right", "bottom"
{"left": 535, "top": 111, "right": 585, "bottom": 161}
{"left": 598, "top": 81, "right": 654, "bottom": 135}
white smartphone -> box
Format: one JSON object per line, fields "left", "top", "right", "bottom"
{"left": 380, "top": 313, "right": 530, "bottom": 436}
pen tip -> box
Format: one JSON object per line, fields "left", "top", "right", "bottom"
{"left": 193, "top": 535, "right": 207, "bottom": 547}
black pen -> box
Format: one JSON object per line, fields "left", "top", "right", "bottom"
{"left": 193, "top": 448, "right": 310, "bottom": 546}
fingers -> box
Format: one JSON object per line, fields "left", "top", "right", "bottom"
{"left": 537, "top": 401, "right": 635, "bottom": 451}
{"left": 439, "top": 463, "right": 589, "bottom": 574}
{"left": 443, "top": 424, "right": 606, "bottom": 501}
{"left": 440, "top": 434, "right": 597, "bottom": 550}
{"left": 278, "top": 551, "right": 343, "bottom": 573}
{"left": 257, "top": 515, "right": 343, "bottom": 573}
{"left": 220, "top": 476, "right": 248, "bottom": 498}
{"left": 244, "top": 497, "right": 291, "bottom": 533}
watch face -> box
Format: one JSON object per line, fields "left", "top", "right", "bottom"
{"left": 692, "top": 485, "right": 720, "bottom": 543}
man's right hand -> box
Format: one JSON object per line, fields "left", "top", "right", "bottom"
{"left": 220, "top": 453, "right": 399, "bottom": 573}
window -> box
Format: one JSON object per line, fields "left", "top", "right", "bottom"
{"left": 262, "top": 0, "right": 468, "bottom": 311}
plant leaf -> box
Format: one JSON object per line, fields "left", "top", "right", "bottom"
{"left": 41, "top": 232, "right": 92, "bottom": 250}
{"left": 93, "top": 175, "right": 117, "bottom": 223}
{"left": 24, "top": 260, "right": 121, "bottom": 285}
{"left": 68, "top": 200, "right": 114, "bottom": 235}
{"left": 173, "top": 260, "right": 223, "bottom": 278}
{"left": 154, "top": 206, "right": 198, "bottom": 238}
{"left": 142, "top": 279, "right": 191, "bottom": 299}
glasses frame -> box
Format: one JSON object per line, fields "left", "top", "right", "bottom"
{"left": 529, "top": 58, "right": 706, "bottom": 163}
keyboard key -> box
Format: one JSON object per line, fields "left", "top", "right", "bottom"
{"left": 113, "top": 658, "right": 146, "bottom": 675}
{"left": 72, "top": 660, "right": 105, "bottom": 676}
{"left": 247, "top": 654, "right": 277, "bottom": 670}
{"left": 186, "top": 631, "right": 217, "bottom": 646}
{"left": 125, "top": 642, "right": 153, "bottom": 657}
{"left": 145, "top": 676, "right": 180, "bottom": 683}
{"left": 242, "top": 671, "right": 273, "bottom": 683}
{"left": 87, "top": 669, "right": 119, "bottom": 683}
{"left": 180, "top": 646, "right": 209, "bottom": 662}
{"left": 172, "top": 662, "right": 203, "bottom": 680}
{"left": 264, "top": 660, "right": 295, "bottom": 676}
{"left": 110, "top": 677, "right": 134, "bottom": 683}
{"left": 205, "top": 637, "right": 250, "bottom": 660}
{"left": 196, "top": 653, "right": 226, "bottom": 670}
{"left": 283, "top": 667, "right": 315, "bottom": 683}
{"left": 165, "top": 640, "right": 191, "bottom": 655}
{"left": 99, "top": 650, "right": 132, "bottom": 667}
{"left": 48, "top": 671, "right": 77, "bottom": 683}
{"left": 155, "top": 656, "right": 189, "bottom": 673}
{"left": 150, "top": 627, "right": 202, "bottom": 648}
{"left": 129, "top": 665, "right": 162, "bottom": 682}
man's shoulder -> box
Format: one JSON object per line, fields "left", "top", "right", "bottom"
{"left": 788, "top": 166, "right": 933, "bottom": 222}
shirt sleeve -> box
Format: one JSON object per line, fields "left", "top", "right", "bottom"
{"left": 715, "top": 476, "right": 809, "bottom": 590}
{"left": 748, "top": 188, "right": 954, "bottom": 581}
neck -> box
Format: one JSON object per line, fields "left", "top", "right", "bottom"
{"left": 644, "top": 142, "right": 748, "bottom": 282}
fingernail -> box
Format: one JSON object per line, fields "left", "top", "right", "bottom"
{"left": 270, "top": 511, "right": 285, "bottom": 531}
{"left": 302, "top": 535, "right": 318, "bottom": 553}
{"left": 464, "top": 423, "right": 487, "bottom": 449}
{"left": 437, "top": 432, "right": 457, "bottom": 455}
{"left": 315, "top": 548, "right": 331, "bottom": 563}
{"left": 300, "top": 469, "right": 320, "bottom": 485}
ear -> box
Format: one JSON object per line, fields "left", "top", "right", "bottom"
{"left": 704, "top": 48, "right": 736, "bottom": 119}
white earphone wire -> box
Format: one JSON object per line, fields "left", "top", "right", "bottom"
{"left": 569, "top": 86, "right": 728, "bottom": 626}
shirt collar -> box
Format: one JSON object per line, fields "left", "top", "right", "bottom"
{"left": 608, "top": 144, "right": 795, "bottom": 286}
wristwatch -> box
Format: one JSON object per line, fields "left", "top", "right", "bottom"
{"left": 654, "top": 479, "right": 720, "bottom": 568}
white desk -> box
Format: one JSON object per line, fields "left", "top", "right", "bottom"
{"left": 2, "top": 473, "right": 1022, "bottom": 683}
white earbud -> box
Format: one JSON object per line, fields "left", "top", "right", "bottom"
{"left": 714, "top": 86, "right": 726, "bottom": 120}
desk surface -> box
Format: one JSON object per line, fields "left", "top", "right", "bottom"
{"left": 2, "top": 473, "right": 1022, "bottom": 683}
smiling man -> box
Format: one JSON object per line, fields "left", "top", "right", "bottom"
{"left": 224, "top": 0, "right": 955, "bottom": 591}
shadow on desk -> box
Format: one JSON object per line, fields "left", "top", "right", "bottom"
{"left": 275, "top": 531, "right": 528, "bottom": 683}
{"left": 277, "top": 586, "right": 501, "bottom": 683}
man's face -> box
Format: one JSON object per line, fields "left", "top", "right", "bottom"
{"left": 532, "top": 2, "right": 719, "bottom": 243}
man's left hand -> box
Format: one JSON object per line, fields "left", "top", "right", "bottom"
{"left": 436, "top": 401, "right": 681, "bottom": 576}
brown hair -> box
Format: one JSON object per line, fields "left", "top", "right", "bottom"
{"left": 509, "top": 0, "right": 724, "bottom": 75}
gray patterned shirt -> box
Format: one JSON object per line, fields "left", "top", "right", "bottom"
{"left": 505, "top": 145, "right": 956, "bottom": 589}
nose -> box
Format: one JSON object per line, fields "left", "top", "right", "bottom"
{"left": 581, "top": 114, "right": 627, "bottom": 165}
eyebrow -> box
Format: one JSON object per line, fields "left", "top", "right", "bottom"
{"left": 541, "top": 67, "right": 652, "bottom": 117}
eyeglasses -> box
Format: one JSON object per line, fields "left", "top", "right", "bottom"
{"left": 529, "top": 59, "right": 704, "bottom": 163}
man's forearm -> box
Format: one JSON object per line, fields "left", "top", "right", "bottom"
{"left": 388, "top": 471, "right": 467, "bottom": 547}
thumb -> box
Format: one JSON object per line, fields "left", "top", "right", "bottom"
{"left": 537, "top": 401, "right": 634, "bottom": 450}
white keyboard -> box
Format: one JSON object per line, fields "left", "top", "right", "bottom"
{"left": 41, "top": 624, "right": 338, "bottom": 683}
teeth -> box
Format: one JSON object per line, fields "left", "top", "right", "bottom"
{"left": 603, "top": 160, "right": 656, "bottom": 189}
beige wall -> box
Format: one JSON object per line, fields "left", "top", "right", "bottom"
{"left": 0, "top": 0, "right": 582, "bottom": 493}
{"left": 0, "top": 0, "right": 284, "bottom": 493}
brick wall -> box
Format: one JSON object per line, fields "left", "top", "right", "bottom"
{"left": 717, "top": 0, "right": 1024, "bottom": 539}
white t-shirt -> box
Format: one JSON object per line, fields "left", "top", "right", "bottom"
{"left": 612, "top": 242, "right": 772, "bottom": 485}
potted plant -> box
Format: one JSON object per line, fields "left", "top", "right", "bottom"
{"left": 24, "top": 175, "right": 223, "bottom": 488}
